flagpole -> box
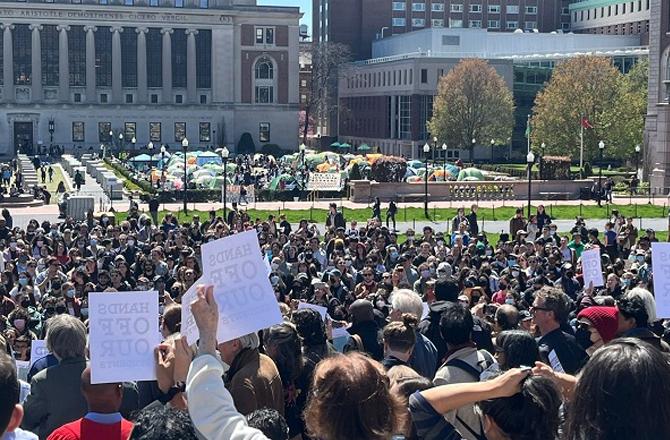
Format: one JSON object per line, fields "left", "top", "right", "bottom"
{"left": 580, "top": 119, "right": 584, "bottom": 179}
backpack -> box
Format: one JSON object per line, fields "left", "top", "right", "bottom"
{"left": 343, "top": 334, "right": 364, "bottom": 353}
{"left": 443, "top": 350, "right": 496, "bottom": 382}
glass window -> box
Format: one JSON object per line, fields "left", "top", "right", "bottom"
{"left": 431, "top": 3, "right": 444, "bottom": 11}
{"left": 432, "top": 19, "right": 444, "bottom": 27}
{"left": 488, "top": 20, "right": 500, "bottom": 28}
{"left": 95, "top": 26, "right": 112, "bottom": 87}
{"left": 255, "top": 59, "right": 274, "bottom": 80}
{"left": 450, "top": 3, "right": 463, "bottom": 12}
{"left": 98, "top": 122, "right": 112, "bottom": 142}
{"left": 255, "top": 86, "right": 273, "bottom": 103}
{"left": 392, "top": 18, "right": 406, "bottom": 26}
{"left": 392, "top": 1, "right": 405, "bottom": 11}
{"left": 125, "top": 93, "right": 133, "bottom": 103}
{"left": 69, "top": 25, "right": 86, "bottom": 86}
{"left": 121, "top": 27, "right": 137, "bottom": 88}
{"left": 470, "top": 20, "right": 482, "bottom": 28}
{"left": 72, "top": 122, "right": 85, "bottom": 142}
{"left": 525, "top": 21, "right": 537, "bottom": 30}
{"left": 525, "top": 6, "right": 537, "bottom": 14}
{"left": 150, "top": 122, "right": 161, "bottom": 142}
{"left": 420, "top": 69, "right": 427, "bottom": 84}
{"left": 256, "top": 28, "right": 264, "bottom": 44}
{"left": 171, "top": 29, "right": 187, "bottom": 88}
{"left": 412, "top": 18, "right": 425, "bottom": 27}
{"left": 398, "top": 96, "right": 411, "bottom": 140}
{"left": 195, "top": 30, "right": 211, "bottom": 89}
{"left": 41, "top": 25, "right": 59, "bottom": 86}
{"left": 259, "top": 123, "right": 270, "bottom": 143}
{"left": 149, "top": 0, "right": 158, "bottom": 5}
{"left": 412, "top": 3, "right": 425, "bottom": 12}
{"left": 506, "top": 5, "right": 519, "bottom": 14}
{"left": 147, "top": 28, "right": 162, "bottom": 88}
{"left": 150, "top": 94, "right": 158, "bottom": 103}
{"left": 199, "top": 122, "right": 211, "bottom": 142}
{"left": 13, "top": 24, "right": 31, "bottom": 85}
{"left": 488, "top": 5, "right": 500, "bottom": 13}
{"left": 469, "top": 4, "right": 481, "bottom": 12}
{"left": 124, "top": 0, "right": 133, "bottom": 5}
{"left": 174, "top": 122, "right": 186, "bottom": 142}
{"left": 507, "top": 21, "right": 519, "bottom": 29}
{"left": 175, "top": 0, "right": 184, "bottom": 7}
{"left": 99, "top": 0, "right": 108, "bottom": 4}
{"left": 100, "top": 93, "right": 108, "bottom": 103}
{"left": 265, "top": 28, "right": 274, "bottom": 44}
{"left": 175, "top": 94, "right": 183, "bottom": 104}
{"left": 199, "top": 0, "right": 208, "bottom": 7}
{"left": 124, "top": 122, "right": 136, "bottom": 142}
{"left": 449, "top": 18, "right": 463, "bottom": 27}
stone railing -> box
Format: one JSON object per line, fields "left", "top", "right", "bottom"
{"left": 349, "top": 179, "right": 592, "bottom": 203}
{"left": 79, "top": 154, "right": 123, "bottom": 200}
{"left": 17, "top": 154, "right": 39, "bottom": 190}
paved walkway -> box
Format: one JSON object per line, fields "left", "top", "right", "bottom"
{"left": 62, "top": 160, "right": 125, "bottom": 213}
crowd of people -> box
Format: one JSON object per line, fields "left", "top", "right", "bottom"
{"left": 1, "top": 199, "right": 669, "bottom": 440}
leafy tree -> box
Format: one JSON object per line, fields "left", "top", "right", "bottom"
{"left": 237, "top": 132, "right": 256, "bottom": 155}
{"left": 370, "top": 156, "right": 407, "bottom": 182}
{"left": 530, "top": 56, "right": 646, "bottom": 161}
{"left": 349, "top": 161, "right": 362, "bottom": 180}
{"left": 428, "top": 59, "right": 514, "bottom": 160}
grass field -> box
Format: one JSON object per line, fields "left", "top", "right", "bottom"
{"left": 37, "top": 165, "right": 69, "bottom": 204}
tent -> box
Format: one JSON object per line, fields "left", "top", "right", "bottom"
{"left": 357, "top": 144, "right": 371, "bottom": 152}
{"left": 407, "top": 160, "right": 424, "bottom": 169}
{"left": 457, "top": 167, "right": 485, "bottom": 181}
{"left": 129, "top": 154, "right": 152, "bottom": 162}
{"left": 330, "top": 142, "right": 341, "bottom": 148}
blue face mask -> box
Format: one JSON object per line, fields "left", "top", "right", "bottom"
{"left": 507, "top": 259, "right": 517, "bottom": 268}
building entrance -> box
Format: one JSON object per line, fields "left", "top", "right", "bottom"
{"left": 14, "top": 121, "right": 34, "bottom": 155}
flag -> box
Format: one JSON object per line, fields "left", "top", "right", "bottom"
{"left": 581, "top": 116, "right": 594, "bottom": 130}
{"left": 525, "top": 119, "right": 532, "bottom": 138}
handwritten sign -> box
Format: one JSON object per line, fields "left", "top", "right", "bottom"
{"left": 29, "top": 340, "right": 49, "bottom": 368}
{"left": 89, "top": 291, "right": 160, "bottom": 384}
{"left": 581, "top": 248, "right": 603, "bottom": 288}
{"left": 652, "top": 243, "right": 670, "bottom": 318}
{"left": 307, "top": 173, "right": 342, "bottom": 191}
{"left": 183, "top": 231, "right": 283, "bottom": 345}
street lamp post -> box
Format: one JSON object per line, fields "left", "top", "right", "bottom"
{"left": 432, "top": 136, "right": 438, "bottom": 169}
{"left": 221, "top": 147, "right": 230, "bottom": 220}
{"left": 131, "top": 136, "right": 137, "bottom": 151}
{"left": 423, "top": 143, "right": 430, "bottom": 218}
{"left": 527, "top": 151, "right": 535, "bottom": 218}
{"left": 160, "top": 145, "right": 166, "bottom": 191}
{"left": 471, "top": 138, "right": 476, "bottom": 162}
{"left": 299, "top": 143, "right": 307, "bottom": 189}
{"left": 598, "top": 140, "right": 605, "bottom": 207}
{"left": 182, "top": 137, "right": 189, "bottom": 213}
{"left": 540, "top": 142, "right": 546, "bottom": 177}
{"left": 441, "top": 143, "right": 447, "bottom": 180}
{"left": 48, "top": 118, "right": 55, "bottom": 146}
{"left": 118, "top": 133, "right": 124, "bottom": 155}
{"left": 635, "top": 144, "right": 641, "bottom": 179}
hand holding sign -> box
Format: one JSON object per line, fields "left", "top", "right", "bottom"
{"left": 190, "top": 284, "right": 219, "bottom": 356}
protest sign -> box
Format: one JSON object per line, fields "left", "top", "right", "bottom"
{"left": 222, "top": 185, "right": 255, "bottom": 204}
{"left": 16, "top": 361, "right": 30, "bottom": 382}
{"left": 307, "top": 173, "right": 342, "bottom": 191}
{"left": 581, "top": 248, "right": 603, "bottom": 288}
{"left": 89, "top": 291, "right": 160, "bottom": 384}
{"left": 29, "top": 340, "right": 49, "bottom": 368}
{"left": 181, "top": 278, "right": 203, "bottom": 345}
{"left": 298, "top": 302, "right": 328, "bottom": 321}
{"left": 183, "top": 230, "right": 283, "bottom": 345}
{"left": 652, "top": 243, "right": 670, "bottom": 318}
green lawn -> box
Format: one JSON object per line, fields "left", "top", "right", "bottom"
{"left": 38, "top": 164, "right": 69, "bottom": 204}
{"left": 491, "top": 163, "right": 629, "bottom": 177}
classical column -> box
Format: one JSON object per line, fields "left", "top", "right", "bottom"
{"left": 57, "top": 25, "right": 70, "bottom": 101}
{"left": 84, "top": 25, "right": 97, "bottom": 103}
{"left": 111, "top": 26, "right": 123, "bottom": 104}
{"left": 2, "top": 24, "right": 14, "bottom": 103}
{"left": 29, "top": 24, "right": 42, "bottom": 102}
{"left": 136, "top": 27, "right": 148, "bottom": 104}
{"left": 161, "top": 28, "right": 173, "bottom": 103}
{"left": 185, "top": 28, "right": 198, "bottom": 104}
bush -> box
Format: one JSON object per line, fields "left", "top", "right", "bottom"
{"left": 583, "top": 162, "right": 593, "bottom": 177}
{"left": 261, "top": 144, "right": 286, "bottom": 158}
{"left": 540, "top": 155, "right": 571, "bottom": 180}
{"left": 104, "top": 159, "right": 155, "bottom": 194}
{"left": 349, "top": 162, "right": 362, "bottom": 180}
{"left": 237, "top": 132, "right": 256, "bottom": 155}
{"left": 370, "top": 156, "right": 407, "bottom": 183}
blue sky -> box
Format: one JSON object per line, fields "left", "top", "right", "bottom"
{"left": 258, "top": 0, "right": 312, "bottom": 30}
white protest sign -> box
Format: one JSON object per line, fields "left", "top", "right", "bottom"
{"left": 297, "top": 302, "right": 328, "bottom": 321}
{"left": 181, "top": 278, "right": 203, "bottom": 345}
{"left": 652, "top": 243, "right": 670, "bottom": 318}
{"left": 29, "top": 340, "right": 49, "bottom": 368}
{"left": 89, "top": 291, "right": 161, "bottom": 384}
{"left": 307, "top": 173, "right": 342, "bottom": 191}
{"left": 15, "top": 360, "right": 30, "bottom": 382}
{"left": 185, "top": 230, "right": 283, "bottom": 345}
{"left": 581, "top": 248, "right": 603, "bottom": 288}
{"left": 422, "top": 302, "right": 430, "bottom": 320}
{"left": 222, "top": 185, "right": 256, "bottom": 204}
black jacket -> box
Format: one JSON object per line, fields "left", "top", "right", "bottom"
{"left": 537, "top": 328, "right": 587, "bottom": 375}
{"left": 347, "top": 320, "right": 383, "bottom": 361}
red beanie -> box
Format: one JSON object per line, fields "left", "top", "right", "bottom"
{"left": 577, "top": 306, "right": 619, "bottom": 343}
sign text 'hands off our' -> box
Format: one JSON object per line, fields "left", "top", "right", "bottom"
{"left": 184, "top": 230, "right": 283, "bottom": 345}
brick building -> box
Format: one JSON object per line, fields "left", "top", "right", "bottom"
{"left": 569, "top": 0, "right": 651, "bottom": 44}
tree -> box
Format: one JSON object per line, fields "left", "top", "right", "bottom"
{"left": 530, "top": 56, "right": 647, "bottom": 161}
{"left": 428, "top": 59, "right": 514, "bottom": 160}
{"left": 301, "top": 42, "right": 352, "bottom": 145}
{"left": 237, "top": 132, "right": 256, "bottom": 155}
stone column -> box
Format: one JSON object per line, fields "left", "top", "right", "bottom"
{"left": 57, "top": 25, "right": 70, "bottom": 102}
{"left": 161, "top": 28, "right": 173, "bottom": 103}
{"left": 136, "top": 27, "right": 148, "bottom": 104}
{"left": 111, "top": 26, "right": 123, "bottom": 104}
{"left": 84, "top": 25, "right": 97, "bottom": 103}
{"left": 185, "top": 28, "right": 198, "bottom": 104}
{"left": 2, "top": 24, "right": 15, "bottom": 103}
{"left": 29, "top": 24, "right": 42, "bottom": 102}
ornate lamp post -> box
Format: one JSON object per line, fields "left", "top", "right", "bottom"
{"left": 48, "top": 118, "right": 55, "bottom": 146}
{"left": 221, "top": 147, "right": 230, "bottom": 220}
{"left": 182, "top": 137, "right": 189, "bottom": 213}
{"left": 598, "top": 140, "right": 605, "bottom": 207}
{"left": 527, "top": 151, "right": 535, "bottom": 218}
{"left": 118, "top": 132, "right": 124, "bottom": 154}
{"left": 148, "top": 141, "right": 154, "bottom": 174}
{"left": 423, "top": 142, "right": 430, "bottom": 218}
{"left": 441, "top": 143, "right": 447, "bottom": 180}
{"left": 299, "top": 143, "right": 307, "bottom": 189}
{"left": 160, "top": 144, "right": 167, "bottom": 191}
{"left": 635, "top": 144, "right": 641, "bottom": 180}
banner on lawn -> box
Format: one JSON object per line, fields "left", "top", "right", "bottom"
{"left": 307, "top": 173, "right": 342, "bottom": 191}
{"left": 221, "top": 185, "right": 255, "bottom": 204}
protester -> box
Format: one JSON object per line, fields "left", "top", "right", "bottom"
{"left": 1, "top": 351, "right": 37, "bottom": 440}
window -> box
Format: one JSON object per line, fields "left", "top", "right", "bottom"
{"left": 431, "top": 3, "right": 443, "bottom": 12}
{"left": 175, "top": 94, "right": 183, "bottom": 104}
{"left": 99, "top": 0, "right": 108, "bottom": 3}
{"left": 488, "top": 19, "right": 500, "bottom": 28}
{"left": 450, "top": 3, "right": 463, "bottom": 12}
{"left": 68, "top": 26, "right": 86, "bottom": 86}
{"left": 432, "top": 19, "right": 444, "bottom": 27}
{"left": 469, "top": 4, "right": 481, "bottom": 13}
{"left": 150, "top": 94, "right": 158, "bottom": 104}
{"left": 561, "top": 22, "right": 570, "bottom": 30}
{"left": 525, "top": 6, "right": 537, "bottom": 14}
{"left": 525, "top": 21, "right": 537, "bottom": 30}
{"left": 125, "top": 93, "right": 133, "bottom": 104}
{"left": 175, "top": 0, "right": 184, "bottom": 7}
{"left": 174, "top": 122, "right": 186, "bottom": 142}
{"left": 412, "top": 18, "right": 425, "bottom": 27}
{"left": 171, "top": 29, "right": 187, "bottom": 88}
{"left": 392, "top": 18, "right": 406, "bottom": 26}
{"left": 149, "top": 122, "right": 161, "bottom": 142}
{"left": 195, "top": 30, "right": 212, "bottom": 88}
{"left": 255, "top": 27, "right": 274, "bottom": 45}
{"left": 507, "top": 21, "right": 519, "bottom": 29}
{"left": 72, "top": 122, "right": 85, "bottom": 142}
{"left": 146, "top": 29, "right": 162, "bottom": 88}
{"left": 98, "top": 122, "right": 112, "bottom": 142}
{"left": 74, "top": 93, "right": 81, "bottom": 103}
{"left": 562, "top": 7, "right": 570, "bottom": 15}
{"left": 149, "top": 0, "right": 158, "bottom": 5}
{"left": 412, "top": 3, "right": 425, "bottom": 12}
{"left": 124, "top": 122, "right": 136, "bottom": 142}
{"left": 199, "top": 0, "right": 208, "bottom": 7}
{"left": 470, "top": 20, "right": 482, "bottom": 28}
{"left": 449, "top": 18, "right": 463, "bottom": 27}
{"left": 506, "top": 5, "right": 519, "bottom": 14}
{"left": 488, "top": 5, "right": 500, "bottom": 13}
{"left": 41, "top": 25, "right": 59, "bottom": 86}
{"left": 200, "top": 94, "right": 207, "bottom": 104}
{"left": 100, "top": 93, "right": 108, "bottom": 103}
{"left": 13, "top": 24, "right": 31, "bottom": 85}
{"left": 121, "top": 27, "right": 137, "bottom": 88}
{"left": 199, "top": 122, "right": 211, "bottom": 142}
{"left": 254, "top": 57, "right": 275, "bottom": 104}
{"left": 124, "top": 0, "right": 133, "bottom": 4}
{"left": 392, "top": 1, "right": 405, "bottom": 11}
{"left": 259, "top": 122, "right": 270, "bottom": 143}
{"left": 420, "top": 69, "right": 427, "bottom": 83}
{"left": 95, "top": 26, "right": 112, "bottom": 87}
{"left": 398, "top": 96, "right": 411, "bottom": 140}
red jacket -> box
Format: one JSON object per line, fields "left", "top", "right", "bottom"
{"left": 47, "top": 417, "right": 133, "bottom": 440}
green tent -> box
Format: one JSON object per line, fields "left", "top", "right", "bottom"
{"left": 330, "top": 142, "right": 341, "bottom": 148}
{"left": 457, "top": 168, "right": 485, "bottom": 181}
{"left": 357, "top": 144, "right": 371, "bottom": 152}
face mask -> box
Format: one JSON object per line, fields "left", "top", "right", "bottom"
{"left": 390, "top": 252, "right": 399, "bottom": 260}
{"left": 18, "top": 256, "right": 27, "bottom": 264}
{"left": 485, "top": 250, "right": 493, "bottom": 256}
{"left": 66, "top": 289, "right": 76, "bottom": 298}
{"left": 550, "top": 230, "right": 557, "bottom": 235}
{"left": 51, "top": 230, "right": 59, "bottom": 237}
{"left": 622, "top": 279, "right": 631, "bottom": 287}
{"left": 102, "top": 217, "right": 109, "bottom": 224}
{"left": 505, "top": 298, "right": 515, "bottom": 305}
{"left": 575, "top": 327, "right": 594, "bottom": 350}
{"left": 128, "top": 240, "right": 135, "bottom": 247}
{"left": 18, "top": 278, "right": 28, "bottom": 286}
{"left": 9, "top": 243, "right": 16, "bottom": 250}
{"left": 270, "top": 276, "right": 280, "bottom": 286}
{"left": 36, "top": 240, "right": 43, "bottom": 247}
{"left": 90, "top": 239, "right": 97, "bottom": 246}
{"left": 512, "top": 271, "right": 520, "bottom": 278}
{"left": 271, "top": 263, "right": 279, "bottom": 271}
{"left": 507, "top": 259, "right": 516, "bottom": 268}
{"left": 345, "top": 260, "right": 352, "bottom": 267}
{"left": 636, "top": 255, "right": 645, "bottom": 263}
{"left": 80, "top": 307, "right": 89, "bottom": 317}
{"left": 429, "top": 267, "right": 436, "bottom": 276}
{"left": 13, "top": 319, "right": 26, "bottom": 331}
{"left": 438, "top": 273, "right": 448, "bottom": 281}
{"left": 437, "top": 240, "right": 445, "bottom": 246}
{"left": 421, "top": 270, "right": 431, "bottom": 279}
